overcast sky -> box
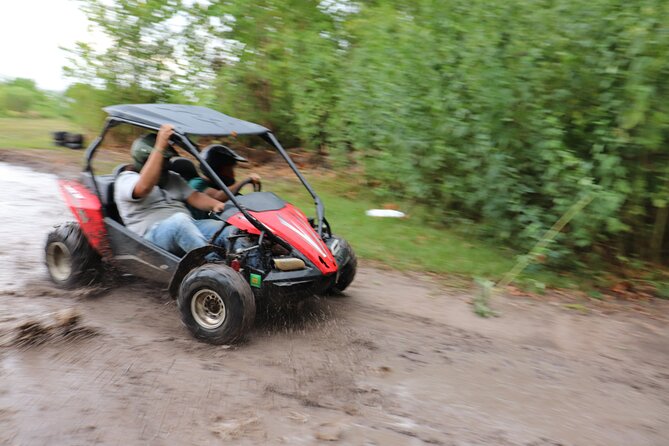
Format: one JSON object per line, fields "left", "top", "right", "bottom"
{"left": 0, "top": 0, "right": 99, "bottom": 91}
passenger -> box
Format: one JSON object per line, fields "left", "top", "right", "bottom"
{"left": 114, "top": 124, "right": 234, "bottom": 257}
{"left": 187, "top": 144, "right": 261, "bottom": 219}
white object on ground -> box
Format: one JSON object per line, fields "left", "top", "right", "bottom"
{"left": 365, "top": 209, "right": 406, "bottom": 218}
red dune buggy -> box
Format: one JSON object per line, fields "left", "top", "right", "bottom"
{"left": 44, "top": 104, "right": 356, "bottom": 344}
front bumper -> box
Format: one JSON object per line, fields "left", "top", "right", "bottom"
{"left": 247, "top": 267, "right": 336, "bottom": 300}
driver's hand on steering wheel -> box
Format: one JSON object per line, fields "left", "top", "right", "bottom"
{"left": 249, "top": 173, "right": 261, "bottom": 184}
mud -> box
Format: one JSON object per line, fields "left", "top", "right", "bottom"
{"left": 0, "top": 156, "right": 668, "bottom": 445}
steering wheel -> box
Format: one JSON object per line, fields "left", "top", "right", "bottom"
{"left": 236, "top": 178, "right": 262, "bottom": 195}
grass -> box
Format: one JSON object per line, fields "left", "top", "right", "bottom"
{"left": 270, "top": 174, "right": 576, "bottom": 288}
{"left": 563, "top": 303, "right": 590, "bottom": 314}
{"left": 0, "top": 118, "right": 86, "bottom": 149}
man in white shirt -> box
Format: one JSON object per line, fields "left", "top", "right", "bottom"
{"left": 114, "top": 124, "right": 229, "bottom": 256}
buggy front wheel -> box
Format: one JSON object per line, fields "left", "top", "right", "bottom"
{"left": 178, "top": 264, "right": 256, "bottom": 344}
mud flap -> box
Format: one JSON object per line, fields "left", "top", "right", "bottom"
{"left": 58, "top": 179, "right": 112, "bottom": 260}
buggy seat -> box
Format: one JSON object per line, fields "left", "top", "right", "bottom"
{"left": 80, "top": 163, "right": 134, "bottom": 224}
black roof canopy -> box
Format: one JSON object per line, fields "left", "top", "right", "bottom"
{"left": 104, "top": 104, "right": 269, "bottom": 136}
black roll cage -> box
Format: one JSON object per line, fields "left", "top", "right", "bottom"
{"left": 84, "top": 117, "right": 327, "bottom": 249}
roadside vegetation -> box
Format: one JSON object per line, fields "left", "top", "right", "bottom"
{"left": 273, "top": 174, "right": 583, "bottom": 290}
{"left": 2, "top": 0, "right": 669, "bottom": 296}
{"left": 275, "top": 176, "right": 517, "bottom": 278}
{"left": 0, "top": 78, "right": 66, "bottom": 119}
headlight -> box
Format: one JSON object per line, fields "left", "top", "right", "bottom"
{"left": 273, "top": 257, "right": 306, "bottom": 271}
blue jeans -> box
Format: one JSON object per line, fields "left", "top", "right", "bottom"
{"left": 144, "top": 212, "right": 235, "bottom": 256}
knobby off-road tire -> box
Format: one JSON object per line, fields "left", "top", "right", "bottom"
{"left": 178, "top": 264, "right": 256, "bottom": 345}
{"left": 328, "top": 237, "right": 357, "bottom": 295}
{"left": 44, "top": 222, "right": 101, "bottom": 289}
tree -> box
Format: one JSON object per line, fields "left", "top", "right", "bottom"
{"left": 0, "top": 78, "right": 45, "bottom": 114}
{"left": 65, "top": 0, "right": 194, "bottom": 104}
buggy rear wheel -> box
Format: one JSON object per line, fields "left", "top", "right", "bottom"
{"left": 178, "top": 264, "right": 256, "bottom": 344}
{"left": 45, "top": 222, "right": 101, "bottom": 288}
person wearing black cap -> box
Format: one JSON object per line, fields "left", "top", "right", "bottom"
{"left": 187, "top": 144, "right": 260, "bottom": 220}
{"left": 114, "top": 124, "right": 229, "bottom": 257}
{"left": 189, "top": 144, "right": 261, "bottom": 202}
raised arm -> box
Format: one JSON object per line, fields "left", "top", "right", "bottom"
{"left": 133, "top": 124, "right": 174, "bottom": 199}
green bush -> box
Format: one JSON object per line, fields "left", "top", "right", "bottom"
{"left": 327, "top": 0, "right": 669, "bottom": 266}
{"left": 69, "top": 0, "right": 669, "bottom": 268}
{"left": 0, "top": 78, "right": 65, "bottom": 118}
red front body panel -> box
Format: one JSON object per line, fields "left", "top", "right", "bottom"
{"left": 58, "top": 180, "right": 112, "bottom": 259}
{"left": 226, "top": 203, "right": 338, "bottom": 275}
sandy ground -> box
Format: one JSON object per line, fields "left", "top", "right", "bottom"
{"left": 0, "top": 150, "right": 668, "bottom": 445}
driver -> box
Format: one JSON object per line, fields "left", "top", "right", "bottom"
{"left": 114, "top": 124, "right": 234, "bottom": 257}
{"left": 187, "top": 144, "right": 261, "bottom": 220}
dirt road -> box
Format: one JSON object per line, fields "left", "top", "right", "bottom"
{"left": 0, "top": 157, "right": 668, "bottom": 445}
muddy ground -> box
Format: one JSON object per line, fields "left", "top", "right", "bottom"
{"left": 0, "top": 149, "right": 668, "bottom": 445}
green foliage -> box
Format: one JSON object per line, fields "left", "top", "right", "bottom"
{"left": 0, "top": 78, "right": 65, "bottom": 118}
{"left": 63, "top": 0, "right": 204, "bottom": 129}
{"left": 63, "top": 83, "right": 108, "bottom": 130}
{"left": 563, "top": 303, "right": 590, "bottom": 314}
{"left": 3, "top": 85, "right": 35, "bottom": 113}
{"left": 473, "top": 278, "right": 498, "bottom": 318}
{"left": 656, "top": 283, "right": 669, "bottom": 300}
{"left": 329, "top": 0, "right": 669, "bottom": 267}
{"left": 202, "top": 1, "right": 342, "bottom": 149}
{"left": 68, "top": 0, "right": 669, "bottom": 268}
